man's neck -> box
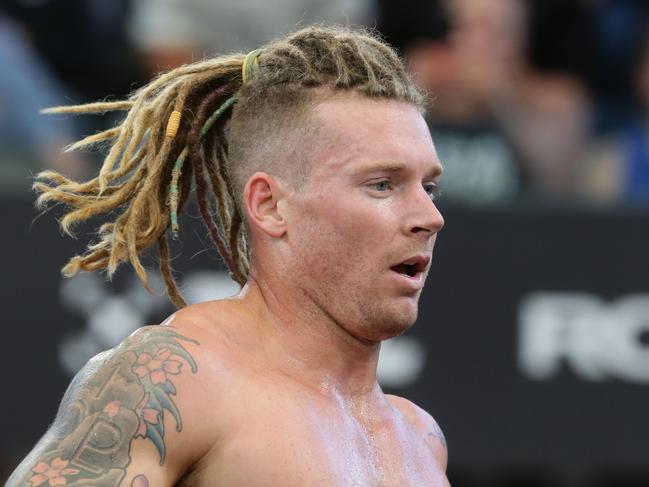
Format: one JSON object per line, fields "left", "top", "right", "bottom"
{"left": 235, "top": 275, "right": 384, "bottom": 406}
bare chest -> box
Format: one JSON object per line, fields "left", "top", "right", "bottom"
{"left": 180, "top": 393, "right": 449, "bottom": 487}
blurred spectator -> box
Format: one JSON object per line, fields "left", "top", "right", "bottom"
{"left": 6, "top": 0, "right": 144, "bottom": 101}
{"left": 581, "top": 0, "right": 649, "bottom": 133}
{"left": 579, "top": 24, "right": 649, "bottom": 205}
{"left": 127, "top": 0, "right": 375, "bottom": 75}
{"left": 2, "top": 0, "right": 146, "bottom": 196}
{"left": 381, "top": 0, "right": 592, "bottom": 204}
{"left": 526, "top": 0, "right": 593, "bottom": 83}
{"left": 0, "top": 14, "right": 88, "bottom": 195}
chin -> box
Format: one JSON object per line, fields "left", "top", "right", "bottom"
{"left": 360, "top": 302, "right": 418, "bottom": 342}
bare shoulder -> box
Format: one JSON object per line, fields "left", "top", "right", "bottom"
{"left": 161, "top": 298, "right": 242, "bottom": 335}
{"left": 159, "top": 298, "right": 251, "bottom": 357}
{"left": 386, "top": 394, "right": 448, "bottom": 470}
{"left": 7, "top": 322, "right": 213, "bottom": 486}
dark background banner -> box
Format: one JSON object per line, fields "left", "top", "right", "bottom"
{"left": 2, "top": 197, "right": 648, "bottom": 477}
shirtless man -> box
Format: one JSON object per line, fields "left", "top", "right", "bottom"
{"left": 8, "top": 26, "right": 449, "bottom": 486}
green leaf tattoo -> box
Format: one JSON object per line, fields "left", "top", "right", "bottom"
{"left": 130, "top": 329, "right": 198, "bottom": 461}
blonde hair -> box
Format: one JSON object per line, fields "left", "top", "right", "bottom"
{"left": 35, "top": 25, "right": 425, "bottom": 308}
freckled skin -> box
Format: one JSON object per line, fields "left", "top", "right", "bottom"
{"left": 8, "top": 95, "right": 449, "bottom": 487}
{"left": 284, "top": 96, "right": 444, "bottom": 342}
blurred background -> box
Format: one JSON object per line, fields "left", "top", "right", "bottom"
{"left": 1, "top": 0, "right": 649, "bottom": 485}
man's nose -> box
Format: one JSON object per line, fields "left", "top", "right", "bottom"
{"left": 403, "top": 188, "right": 445, "bottom": 238}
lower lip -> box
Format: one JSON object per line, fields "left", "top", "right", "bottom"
{"left": 389, "top": 270, "right": 425, "bottom": 291}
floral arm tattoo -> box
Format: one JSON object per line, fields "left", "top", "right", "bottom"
{"left": 8, "top": 327, "right": 198, "bottom": 486}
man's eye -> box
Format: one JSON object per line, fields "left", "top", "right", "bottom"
{"left": 424, "top": 183, "right": 442, "bottom": 201}
{"left": 371, "top": 181, "right": 391, "bottom": 192}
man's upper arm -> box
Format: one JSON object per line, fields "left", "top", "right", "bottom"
{"left": 387, "top": 394, "right": 448, "bottom": 471}
{"left": 7, "top": 325, "right": 204, "bottom": 486}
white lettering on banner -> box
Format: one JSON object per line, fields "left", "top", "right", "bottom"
{"left": 518, "top": 293, "right": 649, "bottom": 383}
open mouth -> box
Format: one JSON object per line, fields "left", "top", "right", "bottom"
{"left": 391, "top": 263, "right": 420, "bottom": 277}
{"left": 390, "top": 256, "right": 429, "bottom": 278}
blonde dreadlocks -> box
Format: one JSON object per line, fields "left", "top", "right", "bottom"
{"left": 34, "top": 25, "right": 425, "bottom": 308}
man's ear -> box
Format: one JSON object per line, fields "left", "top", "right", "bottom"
{"left": 243, "top": 172, "right": 288, "bottom": 238}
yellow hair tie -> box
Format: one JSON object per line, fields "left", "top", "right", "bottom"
{"left": 242, "top": 49, "right": 263, "bottom": 86}
{"left": 165, "top": 110, "right": 182, "bottom": 138}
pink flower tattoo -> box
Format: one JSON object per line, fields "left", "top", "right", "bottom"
{"left": 133, "top": 347, "right": 183, "bottom": 384}
{"left": 29, "top": 457, "right": 79, "bottom": 486}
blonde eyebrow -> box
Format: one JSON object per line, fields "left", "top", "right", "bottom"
{"left": 355, "top": 161, "right": 443, "bottom": 177}
{"left": 354, "top": 163, "right": 404, "bottom": 175}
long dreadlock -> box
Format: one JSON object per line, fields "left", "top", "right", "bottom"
{"left": 34, "top": 25, "right": 425, "bottom": 308}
